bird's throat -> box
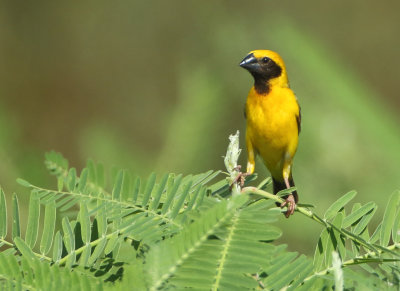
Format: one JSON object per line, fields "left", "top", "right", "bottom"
{"left": 253, "top": 77, "right": 270, "bottom": 95}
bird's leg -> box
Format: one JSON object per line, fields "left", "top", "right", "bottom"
{"left": 280, "top": 176, "right": 296, "bottom": 218}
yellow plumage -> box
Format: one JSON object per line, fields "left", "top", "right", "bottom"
{"left": 240, "top": 50, "right": 301, "bottom": 217}
{"left": 246, "top": 86, "right": 299, "bottom": 178}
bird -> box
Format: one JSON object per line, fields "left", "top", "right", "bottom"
{"left": 239, "top": 50, "right": 301, "bottom": 218}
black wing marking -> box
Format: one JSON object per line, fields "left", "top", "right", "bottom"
{"left": 296, "top": 105, "right": 301, "bottom": 135}
{"left": 244, "top": 103, "right": 247, "bottom": 119}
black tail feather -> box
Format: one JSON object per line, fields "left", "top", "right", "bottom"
{"left": 272, "top": 176, "right": 298, "bottom": 206}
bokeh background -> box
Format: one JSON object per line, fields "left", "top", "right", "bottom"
{"left": 1, "top": 1, "right": 399, "bottom": 255}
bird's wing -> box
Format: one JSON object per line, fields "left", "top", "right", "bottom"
{"left": 296, "top": 103, "right": 301, "bottom": 135}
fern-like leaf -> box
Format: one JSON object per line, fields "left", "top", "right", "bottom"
{"left": 0, "top": 188, "right": 7, "bottom": 239}
{"left": 11, "top": 194, "right": 20, "bottom": 240}
{"left": 25, "top": 192, "right": 40, "bottom": 249}
{"left": 380, "top": 190, "right": 400, "bottom": 247}
{"left": 146, "top": 194, "right": 249, "bottom": 290}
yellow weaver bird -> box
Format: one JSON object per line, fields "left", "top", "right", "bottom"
{"left": 239, "top": 50, "right": 301, "bottom": 217}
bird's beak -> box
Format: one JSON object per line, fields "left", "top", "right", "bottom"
{"left": 239, "top": 53, "right": 259, "bottom": 71}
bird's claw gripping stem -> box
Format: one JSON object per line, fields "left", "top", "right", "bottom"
{"left": 281, "top": 194, "right": 296, "bottom": 218}
{"left": 230, "top": 165, "right": 249, "bottom": 188}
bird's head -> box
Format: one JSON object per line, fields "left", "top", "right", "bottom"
{"left": 239, "top": 50, "right": 289, "bottom": 93}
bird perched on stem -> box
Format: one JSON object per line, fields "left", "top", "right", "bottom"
{"left": 239, "top": 50, "right": 301, "bottom": 218}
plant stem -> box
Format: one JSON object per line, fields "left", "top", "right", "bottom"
{"left": 0, "top": 273, "right": 35, "bottom": 290}
{"left": 27, "top": 183, "right": 182, "bottom": 229}
{"left": 241, "top": 186, "right": 319, "bottom": 220}
{"left": 211, "top": 211, "right": 240, "bottom": 291}
{"left": 302, "top": 242, "right": 400, "bottom": 283}
{"left": 58, "top": 228, "right": 123, "bottom": 266}
{"left": 0, "top": 237, "right": 52, "bottom": 262}
{"left": 241, "top": 187, "right": 387, "bottom": 254}
{"left": 0, "top": 238, "right": 14, "bottom": 248}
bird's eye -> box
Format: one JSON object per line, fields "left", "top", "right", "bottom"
{"left": 262, "top": 57, "right": 270, "bottom": 63}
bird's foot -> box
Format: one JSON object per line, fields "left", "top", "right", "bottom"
{"left": 281, "top": 194, "right": 296, "bottom": 218}
{"left": 230, "top": 165, "right": 249, "bottom": 188}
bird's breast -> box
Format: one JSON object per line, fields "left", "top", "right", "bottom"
{"left": 245, "top": 87, "right": 299, "bottom": 171}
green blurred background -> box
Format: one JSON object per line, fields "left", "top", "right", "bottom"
{"left": 1, "top": 1, "right": 399, "bottom": 255}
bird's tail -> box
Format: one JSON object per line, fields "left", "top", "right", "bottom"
{"left": 272, "top": 176, "right": 298, "bottom": 205}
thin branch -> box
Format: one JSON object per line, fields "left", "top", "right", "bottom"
{"left": 58, "top": 224, "right": 129, "bottom": 266}
{"left": 302, "top": 242, "right": 400, "bottom": 283}
{"left": 0, "top": 238, "right": 14, "bottom": 248}
{"left": 241, "top": 187, "right": 382, "bottom": 253}
{"left": 212, "top": 211, "right": 240, "bottom": 291}
{"left": 27, "top": 184, "right": 182, "bottom": 229}
{"left": 46, "top": 159, "right": 112, "bottom": 197}
{"left": 0, "top": 237, "right": 52, "bottom": 262}
{"left": 0, "top": 273, "right": 35, "bottom": 290}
